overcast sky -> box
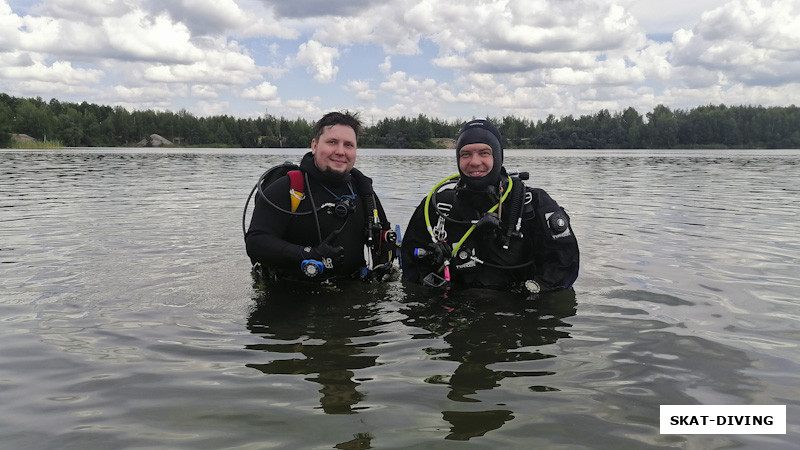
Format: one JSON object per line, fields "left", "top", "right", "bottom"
{"left": 2, "top": 0, "right": 798, "bottom": 122}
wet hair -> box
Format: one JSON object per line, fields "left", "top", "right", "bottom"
{"left": 313, "top": 111, "right": 363, "bottom": 141}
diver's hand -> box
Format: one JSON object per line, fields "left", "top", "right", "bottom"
{"left": 367, "top": 263, "right": 399, "bottom": 282}
{"left": 304, "top": 231, "right": 345, "bottom": 266}
{"left": 412, "top": 241, "right": 451, "bottom": 268}
{"left": 475, "top": 212, "right": 501, "bottom": 230}
{"left": 428, "top": 241, "right": 451, "bottom": 268}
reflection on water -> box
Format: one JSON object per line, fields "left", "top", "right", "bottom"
{"left": 403, "top": 288, "right": 577, "bottom": 440}
{"left": 247, "top": 283, "right": 383, "bottom": 415}
{"left": 1, "top": 148, "right": 799, "bottom": 449}
{"left": 405, "top": 289, "right": 575, "bottom": 394}
{"left": 247, "top": 282, "right": 577, "bottom": 440}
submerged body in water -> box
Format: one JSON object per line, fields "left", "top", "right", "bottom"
{"left": 248, "top": 280, "right": 577, "bottom": 432}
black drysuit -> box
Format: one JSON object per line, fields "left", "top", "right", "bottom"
{"left": 401, "top": 177, "right": 579, "bottom": 293}
{"left": 246, "top": 152, "right": 392, "bottom": 280}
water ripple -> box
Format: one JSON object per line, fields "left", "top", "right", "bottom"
{"left": 2, "top": 149, "right": 798, "bottom": 449}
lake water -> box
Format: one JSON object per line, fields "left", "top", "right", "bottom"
{"left": 1, "top": 147, "right": 798, "bottom": 449}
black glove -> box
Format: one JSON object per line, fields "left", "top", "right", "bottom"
{"left": 411, "top": 241, "right": 451, "bottom": 268}
{"left": 304, "top": 231, "right": 345, "bottom": 266}
{"left": 475, "top": 211, "right": 501, "bottom": 230}
{"left": 364, "top": 263, "right": 399, "bottom": 282}
{"left": 428, "top": 241, "right": 451, "bottom": 268}
{"left": 308, "top": 242, "right": 344, "bottom": 263}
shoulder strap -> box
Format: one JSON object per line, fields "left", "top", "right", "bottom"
{"left": 287, "top": 170, "right": 305, "bottom": 212}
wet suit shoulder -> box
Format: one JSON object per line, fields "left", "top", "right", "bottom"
{"left": 245, "top": 174, "right": 310, "bottom": 269}
{"left": 520, "top": 185, "right": 580, "bottom": 291}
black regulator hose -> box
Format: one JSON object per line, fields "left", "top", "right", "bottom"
{"left": 242, "top": 165, "right": 330, "bottom": 238}
{"left": 503, "top": 176, "right": 525, "bottom": 248}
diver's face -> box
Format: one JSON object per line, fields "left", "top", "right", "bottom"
{"left": 312, "top": 124, "right": 357, "bottom": 175}
{"left": 458, "top": 143, "right": 493, "bottom": 178}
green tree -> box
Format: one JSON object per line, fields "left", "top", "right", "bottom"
{"left": 15, "top": 98, "right": 54, "bottom": 140}
{"left": 55, "top": 107, "right": 84, "bottom": 146}
{"left": 0, "top": 102, "right": 12, "bottom": 146}
{"left": 621, "top": 107, "right": 644, "bottom": 148}
{"left": 646, "top": 104, "right": 678, "bottom": 148}
{"left": 213, "top": 120, "right": 233, "bottom": 145}
{"left": 3, "top": 92, "right": 800, "bottom": 149}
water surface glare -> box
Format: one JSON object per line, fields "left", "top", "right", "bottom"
{"left": 1, "top": 148, "right": 798, "bottom": 449}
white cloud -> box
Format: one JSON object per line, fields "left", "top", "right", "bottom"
{"left": 103, "top": 10, "right": 203, "bottom": 63}
{"left": 4, "top": 3, "right": 218, "bottom": 64}
{"left": 242, "top": 81, "right": 279, "bottom": 101}
{"left": 109, "top": 83, "right": 188, "bottom": 112}
{"left": 262, "top": 96, "right": 324, "bottom": 120}
{"left": 0, "top": 52, "right": 103, "bottom": 83}
{"left": 1, "top": 0, "right": 799, "bottom": 122}
{"left": 262, "top": 0, "right": 376, "bottom": 19}
{"left": 630, "top": 41, "right": 674, "bottom": 81}
{"left": 33, "top": 0, "right": 128, "bottom": 23}
{"left": 310, "top": 16, "right": 375, "bottom": 47}
{"left": 435, "top": 50, "right": 598, "bottom": 73}
{"left": 299, "top": 2, "right": 424, "bottom": 55}
{"left": 378, "top": 56, "right": 392, "bottom": 74}
{"left": 191, "top": 84, "right": 219, "bottom": 99}
{"left": 153, "top": 0, "right": 248, "bottom": 34}
{"left": 0, "top": 51, "right": 33, "bottom": 67}
{"left": 380, "top": 71, "right": 437, "bottom": 96}
{"left": 293, "top": 39, "right": 340, "bottom": 83}
{"left": 671, "top": 0, "right": 800, "bottom": 86}
{"left": 345, "top": 80, "right": 377, "bottom": 101}
{"left": 235, "top": 16, "right": 299, "bottom": 40}
{"left": 141, "top": 38, "right": 260, "bottom": 84}
{"left": 627, "top": 0, "right": 730, "bottom": 36}
{"left": 1, "top": 5, "right": 58, "bottom": 52}
{"left": 195, "top": 100, "right": 231, "bottom": 116}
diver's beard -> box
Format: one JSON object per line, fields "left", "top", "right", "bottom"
{"left": 324, "top": 163, "right": 345, "bottom": 172}
{"left": 312, "top": 156, "right": 348, "bottom": 176}
{"left": 322, "top": 167, "right": 348, "bottom": 176}
{"left": 315, "top": 164, "right": 351, "bottom": 185}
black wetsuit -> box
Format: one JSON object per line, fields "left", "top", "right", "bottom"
{"left": 246, "top": 152, "right": 392, "bottom": 280}
{"left": 401, "top": 177, "right": 579, "bottom": 292}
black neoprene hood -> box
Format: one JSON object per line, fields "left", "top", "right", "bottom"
{"left": 455, "top": 119, "right": 504, "bottom": 190}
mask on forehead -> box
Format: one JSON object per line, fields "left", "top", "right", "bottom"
{"left": 455, "top": 119, "right": 504, "bottom": 190}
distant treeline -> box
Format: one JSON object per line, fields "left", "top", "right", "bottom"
{"left": 2, "top": 92, "right": 799, "bottom": 149}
